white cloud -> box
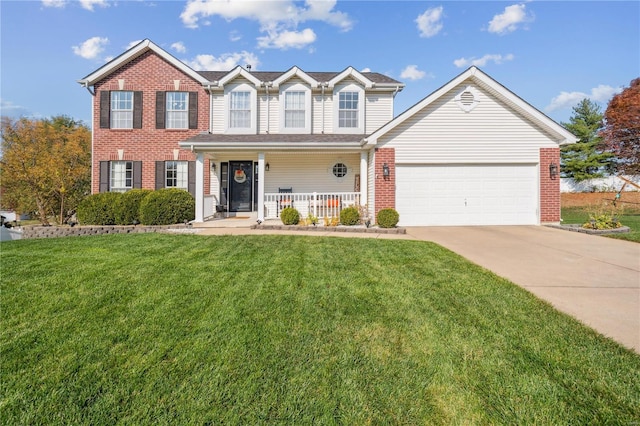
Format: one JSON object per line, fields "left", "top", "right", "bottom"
{"left": 171, "top": 42, "right": 187, "bottom": 53}
{"left": 126, "top": 40, "right": 143, "bottom": 50}
{"left": 257, "top": 28, "right": 317, "bottom": 50}
{"left": 180, "top": 0, "right": 351, "bottom": 50}
{"left": 488, "top": 4, "right": 533, "bottom": 35}
{"left": 416, "top": 6, "right": 444, "bottom": 38}
{"left": 229, "top": 31, "right": 242, "bottom": 42}
{"left": 72, "top": 36, "right": 109, "bottom": 59}
{"left": 41, "top": 0, "right": 66, "bottom": 8}
{"left": 400, "top": 65, "right": 428, "bottom": 81}
{"left": 0, "top": 99, "right": 30, "bottom": 117}
{"left": 79, "top": 0, "right": 109, "bottom": 11}
{"left": 453, "top": 53, "right": 514, "bottom": 68}
{"left": 545, "top": 85, "right": 622, "bottom": 112}
{"left": 361, "top": 67, "right": 371, "bottom": 73}
{"left": 184, "top": 51, "right": 260, "bottom": 71}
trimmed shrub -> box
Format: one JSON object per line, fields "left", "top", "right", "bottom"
{"left": 77, "top": 192, "right": 122, "bottom": 225}
{"left": 377, "top": 208, "right": 400, "bottom": 228}
{"left": 139, "top": 189, "right": 195, "bottom": 225}
{"left": 114, "top": 189, "right": 153, "bottom": 225}
{"left": 340, "top": 206, "right": 360, "bottom": 226}
{"left": 280, "top": 207, "right": 300, "bottom": 225}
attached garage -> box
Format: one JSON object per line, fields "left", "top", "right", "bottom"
{"left": 365, "top": 67, "right": 578, "bottom": 227}
{"left": 396, "top": 164, "right": 538, "bottom": 226}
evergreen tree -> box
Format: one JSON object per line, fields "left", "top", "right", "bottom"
{"left": 560, "top": 99, "right": 615, "bottom": 181}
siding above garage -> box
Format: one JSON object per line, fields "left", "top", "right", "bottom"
{"left": 377, "top": 82, "right": 560, "bottom": 164}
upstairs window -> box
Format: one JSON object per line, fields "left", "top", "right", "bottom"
{"left": 230, "top": 91, "right": 251, "bottom": 128}
{"left": 284, "top": 91, "right": 305, "bottom": 128}
{"left": 166, "top": 92, "right": 188, "bottom": 129}
{"left": 165, "top": 161, "right": 188, "bottom": 190}
{"left": 110, "top": 161, "right": 133, "bottom": 192}
{"left": 111, "top": 91, "right": 133, "bottom": 129}
{"left": 338, "top": 91, "right": 359, "bottom": 128}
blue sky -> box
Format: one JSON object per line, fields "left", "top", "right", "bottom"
{"left": 1, "top": 1, "right": 638, "bottom": 127}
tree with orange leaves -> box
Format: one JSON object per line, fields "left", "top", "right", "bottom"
{"left": 602, "top": 78, "right": 640, "bottom": 175}
{"left": 0, "top": 116, "right": 91, "bottom": 225}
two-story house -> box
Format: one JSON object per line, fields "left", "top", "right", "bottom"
{"left": 79, "top": 39, "right": 576, "bottom": 226}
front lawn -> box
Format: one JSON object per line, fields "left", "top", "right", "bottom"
{"left": 561, "top": 207, "right": 640, "bottom": 242}
{"left": 2, "top": 234, "right": 639, "bottom": 424}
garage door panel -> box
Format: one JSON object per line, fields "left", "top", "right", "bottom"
{"left": 396, "top": 164, "right": 538, "bottom": 226}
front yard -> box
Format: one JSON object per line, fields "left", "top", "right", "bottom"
{"left": 2, "top": 234, "right": 639, "bottom": 424}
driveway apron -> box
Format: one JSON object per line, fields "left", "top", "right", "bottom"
{"left": 405, "top": 226, "right": 640, "bottom": 353}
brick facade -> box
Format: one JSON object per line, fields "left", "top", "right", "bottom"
{"left": 92, "top": 51, "right": 210, "bottom": 194}
{"left": 374, "top": 147, "right": 396, "bottom": 220}
{"left": 539, "top": 147, "right": 561, "bottom": 223}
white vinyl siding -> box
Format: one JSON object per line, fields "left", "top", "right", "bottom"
{"left": 365, "top": 92, "right": 394, "bottom": 133}
{"left": 396, "top": 164, "right": 538, "bottom": 226}
{"left": 211, "top": 94, "right": 225, "bottom": 133}
{"left": 380, "top": 83, "right": 558, "bottom": 164}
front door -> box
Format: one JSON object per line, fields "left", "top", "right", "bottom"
{"left": 228, "top": 161, "right": 253, "bottom": 212}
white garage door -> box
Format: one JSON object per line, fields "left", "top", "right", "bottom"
{"left": 396, "top": 164, "right": 538, "bottom": 226}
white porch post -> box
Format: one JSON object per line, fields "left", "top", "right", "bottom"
{"left": 195, "top": 153, "right": 204, "bottom": 223}
{"left": 257, "top": 152, "right": 265, "bottom": 222}
{"left": 360, "top": 151, "right": 368, "bottom": 207}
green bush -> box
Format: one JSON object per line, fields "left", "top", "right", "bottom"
{"left": 76, "top": 192, "right": 122, "bottom": 225}
{"left": 280, "top": 207, "right": 300, "bottom": 225}
{"left": 340, "top": 206, "right": 360, "bottom": 226}
{"left": 139, "top": 189, "right": 195, "bottom": 225}
{"left": 377, "top": 208, "right": 400, "bottom": 228}
{"left": 114, "top": 189, "right": 153, "bottom": 225}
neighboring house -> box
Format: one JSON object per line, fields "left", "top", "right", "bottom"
{"left": 78, "top": 39, "right": 577, "bottom": 226}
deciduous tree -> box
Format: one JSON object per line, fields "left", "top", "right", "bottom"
{"left": 560, "top": 99, "right": 614, "bottom": 181}
{"left": 0, "top": 116, "right": 91, "bottom": 225}
{"left": 602, "top": 78, "right": 640, "bottom": 175}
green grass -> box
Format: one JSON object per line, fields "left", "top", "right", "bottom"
{"left": 2, "top": 234, "right": 639, "bottom": 424}
{"left": 561, "top": 206, "right": 640, "bottom": 242}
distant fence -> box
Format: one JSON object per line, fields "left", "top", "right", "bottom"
{"left": 560, "top": 176, "right": 639, "bottom": 193}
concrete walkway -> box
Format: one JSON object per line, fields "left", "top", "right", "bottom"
{"left": 194, "top": 222, "right": 639, "bottom": 353}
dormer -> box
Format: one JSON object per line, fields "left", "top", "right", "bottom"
{"left": 273, "top": 67, "right": 317, "bottom": 134}
{"left": 220, "top": 66, "right": 261, "bottom": 135}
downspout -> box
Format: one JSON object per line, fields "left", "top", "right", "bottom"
{"left": 264, "top": 82, "right": 272, "bottom": 134}
{"left": 321, "top": 82, "right": 327, "bottom": 134}
{"left": 78, "top": 80, "right": 96, "bottom": 96}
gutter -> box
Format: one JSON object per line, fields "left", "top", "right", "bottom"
{"left": 77, "top": 79, "right": 95, "bottom": 96}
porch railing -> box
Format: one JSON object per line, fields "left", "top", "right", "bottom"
{"left": 264, "top": 192, "right": 360, "bottom": 220}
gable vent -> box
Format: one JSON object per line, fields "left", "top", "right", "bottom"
{"left": 454, "top": 85, "right": 480, "bottom": 112}
{"left": 460, "top": 91, "right": 475, "bottom": 106}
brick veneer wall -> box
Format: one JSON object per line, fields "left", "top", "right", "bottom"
{"left": 92, "top": 51, "right": 210, "bottom": 194}
{"left": 374, "top": 147, "right": 396, "bottom": 220}
{"left": 540, "top": 147, "right": 561, "bottom": 223}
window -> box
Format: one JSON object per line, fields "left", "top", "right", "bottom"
{"left": 284, "top": 91, "right": 305, "bottom": 128}
{"left": 338, "top": 91, "right": 359, "bottom": 128}
{"left": 166, "top": 92, "right": 188, "bottom": 129}
{"left": 165, "top": 161, "right": 188, "bottom": 190}
{"left": 111, "top": 91, "right": 133, "bottom": 129}
{"left": 332, "top": 162, "right": 348, "bottom": 178}
{"left": 230, "top": 91, "right": 251, "bottom": 128}
{"left": 110, "top": 161, "right": 133, "bottom": 192}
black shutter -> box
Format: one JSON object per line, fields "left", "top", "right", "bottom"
{"left": 188, "top": 92, "right": 198, "bottom": 129}
{"left": 133, "top": 161, "right": 142, "bottom": 189}
{"left": 188, "top": 161, "right": 196, "bottom": 196}
{"left": 155, "top": 161, "right": 165, "bottom": 190}
{"left": 99, "top": 91, "right": 110, "bottom": 129}
{"left": 156, "top": 91, "right": 166, "bottom": 129}
{"left": 99, "top": 161, "right": 110, "bottom": 192}
{"left": 133, "top": 91, "right": 143, "bottom": 129}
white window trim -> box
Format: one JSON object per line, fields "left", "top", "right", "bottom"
{"left": 110, "top": 160, "right": 133, "bottom": 192}
{"left": 165, "top": 160, "right": 189, "bottom": 190}
{"left": 166, "top": 92, "right": 189, "bottom": 129}
{"left": 224, "top": 83, "right": 257, "bottom": 134}
{"left": 110, "top": 91, "right": 133, "bottom": 129}
{"left": 279, "top": 83, "right": 311, "bottom": 134}
{"left": 333, "top": 83, "right": 365, "bottom": 134}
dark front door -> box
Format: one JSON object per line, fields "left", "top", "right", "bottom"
{"left": 228, "top": 161, "right": 253, "bottom": 212}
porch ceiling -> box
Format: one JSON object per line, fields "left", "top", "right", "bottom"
{"left": 179, "top": 133, "right": 366, "bottom": 152}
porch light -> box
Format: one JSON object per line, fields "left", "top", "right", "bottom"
{"left": 211, "top": 162, "right": 216, "bottom": 171}
{"left": 265, "top": 162, "right": 270, "bottom": 172}
{"left": 549, "top": 162, "right": 558, "bottom": 179}
{"left": 382, "top": 163, "right": 390, "bottom": 178}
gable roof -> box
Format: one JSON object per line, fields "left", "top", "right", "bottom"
{"left": 328, "top": 66, "right": 374, "bottom": 89}
{"left": 271, "top": 66, "right": 319, "bottom": 88}
{"left": 366, "top": 66, "right": 578, "bottom": 146}
{"left": 78, "top": 39, "right": 209, "bottom": 87}
{"left": 217, "top": 65, "right": 262, "bottom": 87}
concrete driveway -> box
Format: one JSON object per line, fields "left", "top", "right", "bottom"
{"left": 405, "top": 226, "right": 640, "bottom": 353}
